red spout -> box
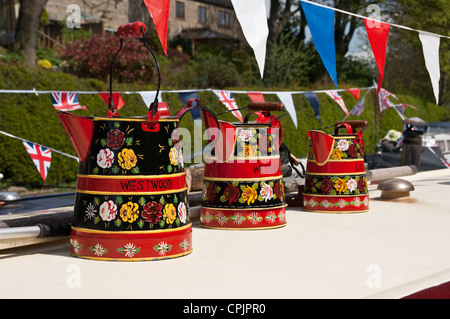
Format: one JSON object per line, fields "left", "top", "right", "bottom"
{"left": 308, "top": 130, "right": 334, "bottom": 166}
{"left": 57, "top": 112, "right": 94, "bottom": 162}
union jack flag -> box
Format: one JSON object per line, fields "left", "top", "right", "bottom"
{"left": 325, "top": 90, "right": 349, "bottom": 116}
{"left": 213, "top": 90, "right": 243, "bottom": 122}
{"left": 23, "top": 141, "right": 52, "bottom": 180}
{"left": 51, "top": 91, "right": 87, "bottom": 111}
{"left": 378, "top": 88, "right": 398, "bottom": 112}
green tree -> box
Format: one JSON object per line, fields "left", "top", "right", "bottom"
{"left": 384, "top": 0, "right": 450, "bottom": 106}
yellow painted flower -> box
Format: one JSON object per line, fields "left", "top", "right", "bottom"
{"left": 242, "top": 144, "right": 257, "bottom": 157}
{"left": 330, "top": 148, "right": 343, "bottom": 160}
{"left": 334, "top": 177, "right": 347, "bottom": 194}
{"left": 169, "top": 147, "right": 179, "bottom": 165}
{"left": 163, "top": 203, "right": 176, "bottom": 225}
{"left": 120, "top": 202, "right": 139, "bottom": 223}
{"left": 118, "top": 148, "right": 137, "bottom": 170}
{"left": 241, "top": 186, "right": 257, "bottom": 205}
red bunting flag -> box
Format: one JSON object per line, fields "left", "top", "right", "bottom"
{"left": 364, "top": 19, "right": 390, "bottom": 94}
{"left": 345, "top": 88, "right": 360, "bottom": 100}
{"left": 247, "top": 92, "right": 265, "bottom": 103}
{"left": 98, "top": 92, "right": 125, "bottom": 111}
{"left": 144, "top": 0, "right": 170, "bottom": 55}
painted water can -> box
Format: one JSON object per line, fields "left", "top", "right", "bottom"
{"left": 303, "top": 120, "right": 369, "bottom": 213}
{"left": 57, "top": 22, "right": 218, "bottom": 260}
{"left": 200, "top": 102, "right": 288, "bottom": 229}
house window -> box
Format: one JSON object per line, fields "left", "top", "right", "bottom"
{"left": 218, "top": 10, "right": 230, "bottom": 28}
{"left": 176, "top": 1, "right": 185, "bottom": 19}
{"left": 198, "top": 6, "right": 206, "bottom": 23}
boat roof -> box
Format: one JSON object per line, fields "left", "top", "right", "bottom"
{"left": 0, "top": 168, "right": 450, "bottom": 299}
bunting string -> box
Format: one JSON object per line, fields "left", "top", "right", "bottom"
{"left": 0, "top": 130, "right": 79, "bottom": 161}
{"left": 300, "top": 0, "right": 450, "bottom": 40}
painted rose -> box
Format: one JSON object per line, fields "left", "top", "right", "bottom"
{"left": 107, "top": 129, "right": 125, "bottom": 149}
{"left": 358, "top": 177, "right": 367, "bottom": 193}
{"left": 163, "top": 203, "right": 176, "bottom": 225}
{"left": 346, "top": 178, "right": 358, "bottom": 192}
{"left": 238, "top": 129, "right": 253, "bottom": 142}
{"left": 336, "top": 139, "right": 349, "bottom": 151}
{"left": 118, "top": 148, "right": 137, "bottom": 170}
{"left": 169, "top": 147, "right": 179, "bottom": 166}
{"left": 334, "top": 177, "right": 348, "bottom": 194}
{"left": 320, "top": 177, "right": 334, "bottom": 194}
{"left": 99, "top": 200, "right": 118, "bottom": 221}
{"left": 241, "top": 185, "right": 257, "bottom": 205}
{"left": 141, "top": 201, "right": 162, "bottom": 224}
{"left": 260, "top": 182, "right": 273, "bottom": 202}
{"left": 274, "top": 180, "right": 284, "bottom": 200}
{"left": 347, "top": 143, "right": 360, "bottom": 158}
{"left": 206, "top": 182, "right": 219, "bottom": 202}
{"left": 223, "top": 183, "right": 240, "bottom": 204}
{"left": 330, "top": 148, "right": 343, "bottom": 160}
{"left": 177, "top": 202, "right": 187, "bottom": 224}
{"left": 97, "top": 148, "right": 114, "bottom": 169}
{"left": 120, "top": 202, "right": 139, "bottom": 223}
{"left": 305, "top": 176, "right": 314, "bottom": 192}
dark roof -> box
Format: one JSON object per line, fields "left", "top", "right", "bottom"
{"left": 193, "top": 0, "right": 233, "bottom": 9}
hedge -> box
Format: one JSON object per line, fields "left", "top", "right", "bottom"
{"left": 0, "top": 61, "right": 448, "bottom": 188}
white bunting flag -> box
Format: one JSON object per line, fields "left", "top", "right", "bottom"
{"left": 139, "top": 91, "right": 163, "bottom": 108}
{"left": 276, "top": 92, "right": 297, "bottom": 128}
{"left": 419, "top": 32, "right": 440, "bottom": 105}
{"left": 231, "top": 0, "right": 269, "bottom": 78}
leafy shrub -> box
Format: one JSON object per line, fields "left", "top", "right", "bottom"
{"left": 61, "top": 33, "right": 157, "bottom": 83}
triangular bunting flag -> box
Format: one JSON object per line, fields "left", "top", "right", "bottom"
{"left": 51, "top": 92, "right": 87, "bottom": 111}
{"left": 213, "top": 90, "right": 243, "bottom": 122}
{"left": 301, "top": 1, "right": 338, "bottom": 88}
{"left": 178, "top": 91, "right": 202, "bottom": 128}
{"left": 98, "top": 92, "right": 125, "bottom": 111}
{"left": 364, "top": 19, "right": 390, "bottom": 93}
{"left": 144, "top": 0, "right": 170, "bottom": 55}
{"left": 276, "top": 92, "right": 297, "bottom": 128}
{"left": 349, "top": 95, "right": 366, "bottom": 117}
{"left": 394, "top": 103, "right": 417, "bottom": 114}
{"left": 378, "top": 88, "right": 398, "bottom": 112}
{"left": 247, "top": 92, "right": 265, "bottom": 103}
{"left": 345, "top": 88, "right": 360, "bottom": 100}
{"left": 231, "top": 0, "right": 269, "bottom": 78}
{"left": 419, "top": 32, "right": 440, "bottom": 105}
{"left": 23, "top": 141, "right": 52, "bottom": 181}
{"left": 139, "top": 91, "right": 162, "bottom": 108}
{"left": 325, "top": 90, "right": 349, "bottom": 116}
{"left": 302, "top": 91, "right": 322, "bottom": 124}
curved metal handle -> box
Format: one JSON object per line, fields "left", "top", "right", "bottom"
{"left": 108, "top": 21, "right": 161, "bottom": 118}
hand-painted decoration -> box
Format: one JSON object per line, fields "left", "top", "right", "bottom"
{"left": 58, "top": 21, "right": 219, "bottom": 261}
{"left": 201, "top": 102, "right": 287, "bottom": 229}
{"left": 303, "top": 121, "right": 369, "bottom": 213}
